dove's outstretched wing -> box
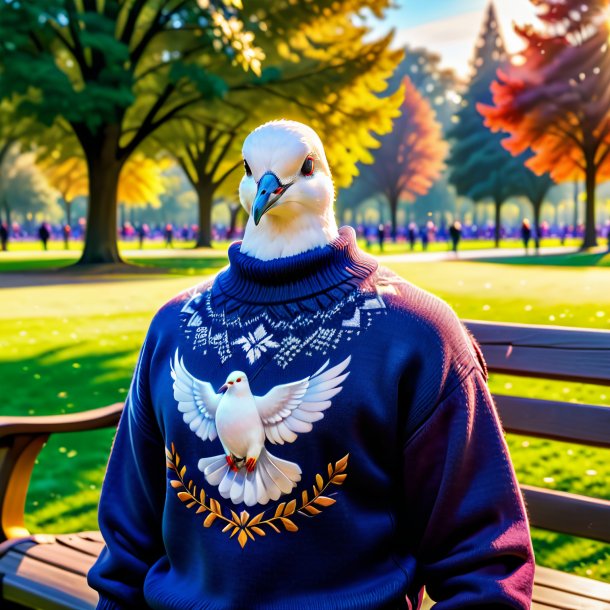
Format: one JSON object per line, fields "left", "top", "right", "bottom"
{"left": 170, "top": 349, "right": 222, "bottom": 442}
{"left": 254, "top": 356, "right": 351, "bottom": 445}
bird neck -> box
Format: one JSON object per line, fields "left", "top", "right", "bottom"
{"left": 240, "top": 208, "right": 339, "bottom": 260}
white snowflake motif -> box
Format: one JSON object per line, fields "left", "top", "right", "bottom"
{"left": 233, "top": 324, "right": 280, "bottom": 364}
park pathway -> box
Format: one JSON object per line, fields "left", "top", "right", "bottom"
{"left": 0, "top": 245, "right": 606, "bottom": 289}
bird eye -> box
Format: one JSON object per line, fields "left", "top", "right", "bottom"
{"left": 244, "top": 160, "right": 252, "bottom": 177}
{"left": 236, "top": 377, "right": 241, "bottom": 383}
{"left": 301, "top": 156, "right": 314, "bottom": 176}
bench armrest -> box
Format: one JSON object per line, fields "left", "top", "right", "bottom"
{"left": 0, "top": 403, "right": 124, "bottom": 543}
{"left": 0, "top": 403, "right": 124, "bottom": 438}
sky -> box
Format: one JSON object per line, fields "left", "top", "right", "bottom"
{"left": 380, "top": 0, "right": 541, "bottom": 78}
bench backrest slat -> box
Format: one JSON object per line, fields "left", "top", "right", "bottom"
{"left": 494, "top": 395, "right": 610, "bottom": 448}
{"left": 522, "top": 485, "right": 610, "bottom": 544}
{"left": 465, "top": 320, "right": 610, "bottom": 386}
{"left": 465, "top": 320, "right": 610, "bottom": 541}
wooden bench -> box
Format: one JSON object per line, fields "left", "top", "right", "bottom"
{"left": 1, "top": 320, "right": 609, "bottom": 609}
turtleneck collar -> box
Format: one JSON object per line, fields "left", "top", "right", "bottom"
{"left": 210, "top": 226, "right": 378, "bottom": 310}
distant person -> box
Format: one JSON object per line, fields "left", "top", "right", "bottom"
{"left": 449, "top": 220, "right": 462, "bottom": 253}
{"left": 164, "top": 223, "right": 174, "bottom": 248}
{"left": 426, "top": 220, "right": 436, "bottom": 245}
{"left": 0, "top": 222, "right": 8, "bottom": 251}
{"left": 38, "top": 222, "right": 50, "bottom": 250}
{"left": 377, "top": 223, "right": 385, "bottom": 252}
{"left": 407, "top": 222, "right": 417, "bottom": 251}
{"left": 364, "top": 224, "right": 372, "bottom": 250}
{"left": 521, "top": 219, "right": 532, "bottom": 255}
{"left": 181, "top": 224, "right": 190, "bottom": 241}
{"left": 138, "top": 224, "right": 148, "bottom": 249}
{"left": 62, "top": 224, "right": 71, "bottom": 249}
{"left": 420, "top": 225, "right": 429, "bottom": 251}
{"left": 560, "top": 224, "right": 568, "bottom": 246}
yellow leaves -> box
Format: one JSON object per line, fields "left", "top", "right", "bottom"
{"left": 335, "top": 454, "right": 349, "bottom": 474}
{"left": 165, "top": 442, "right": 349, "bottom": 548}
{"left": 38, "top": 152, "right": 174, "bottom": 207}
{"left": 280, "top": 518, "right": 298, "bottom": 532}
{"left": 203, "top": 513, "right": 217, "bottom": 527}
{"left": 315, "top": 473, "right": 324, "bottom": 491}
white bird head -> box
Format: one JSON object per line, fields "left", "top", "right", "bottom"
{"left": 218, "top": 371, "right": 251, "bottom": 396}
{"left": 239, "top": 120, "right": 339, "bottom": 259}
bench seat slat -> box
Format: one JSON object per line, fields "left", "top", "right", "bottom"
{"left": 0, "top": 548, "right": 97, "bottom": 609}
{"left": 522, "top": 485, "right": 610, "bottom": 544}
{"left": 10, "top": 539, "right": 100, "bottom": 577}
{"left": 532, "top": 581, "right": 610, "bottom": 610}
{"left": 493, "top": 394, "right": 610, "bottom": 447}
{"left": 56, "top": 533, "right": 105, "bottom": 558}
{"left": 465, "top": 321, "right": 610, "bottom": 385}
{"left": 534, "top": 565, "right": 610, "bottom": 603}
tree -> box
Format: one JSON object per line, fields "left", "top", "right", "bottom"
{"left": 518, "top": 165, "right": 554, "bottom": 250}
{"left": 0, "top": 1, "right": 264, "bottom": 264}
{"left": 388, "top": 46, "right": 462, "bottom": 131}
{"left": 41, "top": 152, "right": 173, "bottom": 228}
{"left": 39, "top": 156, "right": 88, "bottom": 226}
{"left": 156, "top": 2, "right": 403, "bottom": 247}
{"left": 0, "top": 147, "right": 61, "bottom": 225}
{"left": 478, "top": 0, "right": 610, "bottom": 249}
{"left": 447, "top": 2, "right": 527, "bottom": 247}
{"left": 362, "top": 77, "right": 446, "bottom": 238}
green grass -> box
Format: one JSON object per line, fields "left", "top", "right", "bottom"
{"left": 1, "top": 253, "right": 609, "bottom": 582}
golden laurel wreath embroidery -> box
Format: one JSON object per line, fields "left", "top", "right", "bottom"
{"left": 165, "top": 442, "right": 349, "bottom": 548}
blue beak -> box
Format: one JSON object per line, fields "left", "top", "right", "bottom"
{"left": 252, "top": 172, "right": 291, "bottom": 225}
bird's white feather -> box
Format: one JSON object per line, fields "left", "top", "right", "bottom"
{"left": 255, "top": 355, "right": 351, "bottom": 445}
{"left": 170, "top": 349, "right": 221, "bottom": 442}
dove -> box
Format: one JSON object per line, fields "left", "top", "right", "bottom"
{"left": 238, "top": 119, "right": 340, "bottom": 260}
{"left": 170, "top": 349, "right": 351, "bottom": 507}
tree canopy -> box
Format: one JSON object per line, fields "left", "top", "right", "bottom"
{"left": 478, "top": 0, "right": 610, "bottom": 248}
{"left": 447, "top": 2, "right": 528, "bottom": 246}
{"left": 365, "top": 77, "right": 446, "bottom": 237}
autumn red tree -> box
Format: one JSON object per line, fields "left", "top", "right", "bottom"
{"left": 479, "top": 0, "right": 610, "bottom": 248}
{"left": 367, "top": 77, "right": 447, "bottom": 238}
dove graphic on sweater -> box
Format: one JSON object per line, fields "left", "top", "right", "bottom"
{"left": 170, "top": 349, "right": 351, "bottom": 507}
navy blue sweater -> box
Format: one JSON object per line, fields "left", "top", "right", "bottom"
{"left": 87, "top": 226, "right": 534, "bottom": 609}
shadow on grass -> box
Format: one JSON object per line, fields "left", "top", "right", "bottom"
{"left": 0, "top": 346, "right": 134, "bottom": 533}
{"left": 0, "top": 255, "right": 228, "bottom": 287}
{"left": 470, "top": 250, "right": 610, "bottom": 267}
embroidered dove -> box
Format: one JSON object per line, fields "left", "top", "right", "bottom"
{"left": 170, "top": 349, "right": 350, "bottom": 507}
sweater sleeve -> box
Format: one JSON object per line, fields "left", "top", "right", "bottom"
{"left": 401, "top": 364, "right": 535, "bottom": 609}
{"left": 87, "top": 332, "right": 166, "bottom": 609}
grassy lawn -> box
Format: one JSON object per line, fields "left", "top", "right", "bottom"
{"left": 1, "top": 251, "right": 609, "bottom": 582}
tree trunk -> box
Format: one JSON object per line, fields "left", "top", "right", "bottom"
{"left": 2, "top": 200, "right": 10, "bottom": 229}
{"left": 494, "top": 199, "right": 502, "bottom": 248}
{"left": 389, "top": 196, "right": 398, "bottom": 241}
{"left": 228, "top": 205, "right": 242, "bottom": 239}
{"left": 573, "top": 181, "right": 579, "bottom": 232}
{"left": 195, "top": 182, "right": 214, "bottom": 248}
{"left": 79, "top": 144, "right": 123, "bottom": 265}
{"left": 582, "top": 161, "right": 598, "bottom": 249}
{"left": 532, "top": 197, "right": 542, "bottom": 252}
{"left": 64, "top": 200, "right": 72, "bottom": 227}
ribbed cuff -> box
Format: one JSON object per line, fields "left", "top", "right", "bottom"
{"left": 96, "top": 595, "right": 125, "bottom": 610}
